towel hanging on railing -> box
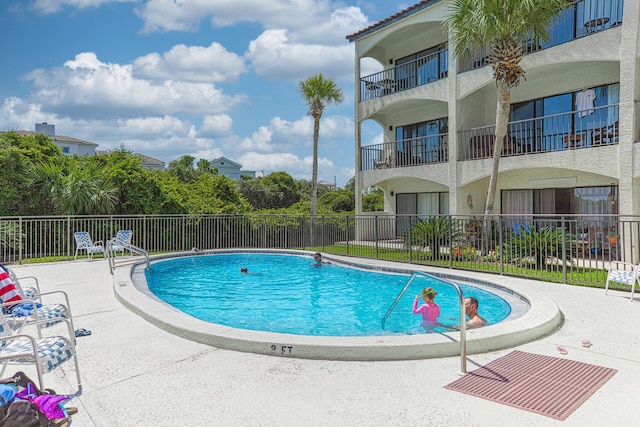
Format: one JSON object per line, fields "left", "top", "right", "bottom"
{"left": 576, "top": 89, "right": 596, "bottom": 118}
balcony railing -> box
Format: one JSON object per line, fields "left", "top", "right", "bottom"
{"left": 361, "top": 134, "right": 448, "bottom": 171}
{"left": 458, "top": 104, "right": 619, "bottom": 161}
{"left": 460, "top": 0, "right": 623, "bottom": 72}
{"left": 360, "top": 47, "right": 448, "bottom": 102}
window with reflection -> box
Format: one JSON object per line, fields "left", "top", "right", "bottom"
{"left": 396, "top": 118, "right": 448, "bottom": 163}
{"left": 501, "top": 185, "right": 618, "bottom": 216}
{"left": 509, "top": 82, "right": 619, "bottom": 153}
{"left": 396, "top": 192, "right": 449, "bottom": 237}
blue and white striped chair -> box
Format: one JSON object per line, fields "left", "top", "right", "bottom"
{"left": 108, "top": 229, "right": 133, "bottom": 256}
{"left": 0, "top": 314, "right": 81, "bottom": 393}
{"left": 1, "top": 264, "right": 75, "bottom": 332}
{"left": 605, "top": 261, "right": 639, "bottom": 302}
{"left": 73, "top": 231, "right": 105, "bottom": 261}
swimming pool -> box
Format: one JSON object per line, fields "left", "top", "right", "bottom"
{"left": 119, "top": 249, "right": 561, "bottom": 361}
{"left": 145, "top": 253, "right": 512, "bottom": 336}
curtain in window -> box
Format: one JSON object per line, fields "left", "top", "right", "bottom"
{"left": 502, "top": 190, "right": 534, "bottom": 226}
{"left": 538, "top": 189, "right": 555, "bottom": 213}
{"left": 417, "top": 193, "right": 439, "bottom": 218}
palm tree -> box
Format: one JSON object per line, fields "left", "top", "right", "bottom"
{"left": 28, "top": 158, "right": 118, "bottom": 215}
{"left": 445, "top": 0, "right": 567, "bottom": 214}
{"left": 297, "top": 74, "right": 344, "bottom": 220}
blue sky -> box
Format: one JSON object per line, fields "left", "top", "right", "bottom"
{"left": 0, "top": 0, "right": 411, "bottom": 187}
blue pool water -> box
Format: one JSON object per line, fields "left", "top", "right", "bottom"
{"left": 145, "top": 253, "right": 512, "bottom": 336}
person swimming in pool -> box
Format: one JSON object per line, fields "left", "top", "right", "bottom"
{"left": 240, "top": 267, "right": 248, "bottom": 273}
{"left": 412, "top": 287, "right": 440, "bottom": 330}
{"left": 465, "top": 297, "right": 487, "bottom": 328}
{"left": 312, "top": 252, "right": 331, "bottom": 265}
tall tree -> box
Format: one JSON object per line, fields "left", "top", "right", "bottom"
{"left": 445, "top": 0, "right": 566, "bottom": 214}
{"left": 297, "top": 74, "right": 344, "bottom": 219}
{"left": 28, "top": 157, "right": 118, "bottom": 215}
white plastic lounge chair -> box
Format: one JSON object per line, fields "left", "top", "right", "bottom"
{"left": 1, "top": 264, "right": 75, "bottom": 332}
{"left": 0, "top": 313, "right": 81, "bottom": 393}
{"left": 108, "top": 229, "right": 133, "bottom": 256}
{"left": 605, "top": 261, "right": 638, "bottom": 302}
{"left": 73, "top": 231, "right": 105, "bottom": 261}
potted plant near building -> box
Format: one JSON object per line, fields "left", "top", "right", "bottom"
{"left": 609, "top": 234, "right": 619, "bottom": 246}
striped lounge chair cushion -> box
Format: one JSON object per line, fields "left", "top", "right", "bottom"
{"left": 608, "top": 270, "right": 637, "bottom": 285}
{"left": 0, "top": 335, "right": 74, "bottom": 372}
{"left": 36, "top": 304, "right": 70, "bottom": 327}
{"left": 7, "top": 303, "right": 69, "bottom": 328}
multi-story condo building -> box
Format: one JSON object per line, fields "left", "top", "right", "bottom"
{"left": 347, "top": 0, "right": 633, "bottom": 237}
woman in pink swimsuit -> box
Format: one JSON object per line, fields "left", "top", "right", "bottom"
{"left": 412, "top": 287, "right": 440, "bottom": 330}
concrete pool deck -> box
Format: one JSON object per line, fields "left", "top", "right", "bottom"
{"left": 6, "top": 256, "right": 639, "bottom": 426}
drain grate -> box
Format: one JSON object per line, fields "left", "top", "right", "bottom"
{"left": 445, "top": 350, "right": 617, "bottom": 420}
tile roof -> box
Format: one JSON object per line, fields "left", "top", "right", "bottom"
{"left": 15, "top": 130, "right": 98, "bottom": 146}
{"left": 346, "top": 0, "right": 440, "bottom": 42}
{"left": 96, "top": 149, "right": 165, "bottom": 166}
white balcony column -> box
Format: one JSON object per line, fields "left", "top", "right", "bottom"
{"left": 354, "top": 50, "right": 364, "bottom": 223}
{"left": 618, "top": 0, "right": 640, "bottom": 218}
{"left": 446, "top": 18, "right": 460, "bottom": 215}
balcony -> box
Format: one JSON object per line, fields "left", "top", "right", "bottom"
{"left": 460, "top": 0, "right": 623, "bottom": 72}
{"left": 459, "top": 104, "right": 619, "bottom": 160}
{"left": 360, "top": 104, "right": 618, "bottom": 170}
{"left": 360, "top": 47, "right": 448, "bottom": 102}
{"left": 361, "top": 133, "right": 448, "bottom": 171}
{"left": 359, "top": 1, "right": 623, "bottom": 101}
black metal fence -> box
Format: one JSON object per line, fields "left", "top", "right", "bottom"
{"left": 1, "top": 213, "right": 637, "bottom": 288}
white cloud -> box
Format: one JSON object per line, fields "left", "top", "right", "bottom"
{"left": 132, "top": 43, "right": 246, "bottom": 83}
{"left": 136, "top": 0, "right": 339, "bottom": 34}
{"left": 135, "top": 2, "right": 368, "bottom": 81}
{"left": 238, "top": 151, "right": 336, "bottom": 181}
{"left": 293, "top": 7, "right": 368, "bottom": 45}
{"left": 199, "top": 115, "right": 233, "bottom": 138}
{"left": 30, "top": 0, "right": 133, "bottom": 14}
{"left": 360, "top": 57, "right": 383, "bottom": 76}
{"left": 24, "top": 52, "right": 247, "bottom": 120}
{"left": 246, "top": 29, "right": 355, "bottom": 80}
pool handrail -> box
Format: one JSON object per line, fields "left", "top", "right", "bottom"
{"left": 381, "top": 271, "right": 467, "bottom": 373}
{"left": 106, "top": 239, "right": 151, "bottom": 274}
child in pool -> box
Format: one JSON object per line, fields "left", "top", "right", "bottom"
{"left": 412, "top": 287, "right": 440, "bottom": 329}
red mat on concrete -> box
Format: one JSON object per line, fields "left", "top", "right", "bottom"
{"left": 445, "top": 350, "right": 617, "bottom": 420}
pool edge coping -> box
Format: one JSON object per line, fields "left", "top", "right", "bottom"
{"left": 113, "top": 249, "right": 563, "bottom": 361}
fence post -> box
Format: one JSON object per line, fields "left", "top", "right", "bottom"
{"left": 66, "top": 216, "right": 71, "bottom": 261}
{"left": 561, "top": 216, "right": 567, "bottom": 284}
{"left": 321, "top": 215, "right": 325, "bottom": 251}
{"left": 19, "top": 217, "right": 24, "bottom": 264}
{"left": 345, "top": 215, "right": 350, "bottom": 255}
{"left": 408, "top": 217, "right": 412, "bottom": 263}
{"left": 498, "top": 219, "right": 504, "bottom": 274}
{"left": 375, "top": 215, "right": 379, "bottom": 259}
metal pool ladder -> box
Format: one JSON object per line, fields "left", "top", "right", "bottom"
{"left": 106, "top": 239, "right": 151, "bottom": 274}
{"left": 381, "top": 271, "right": 467, "bottom": 373}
